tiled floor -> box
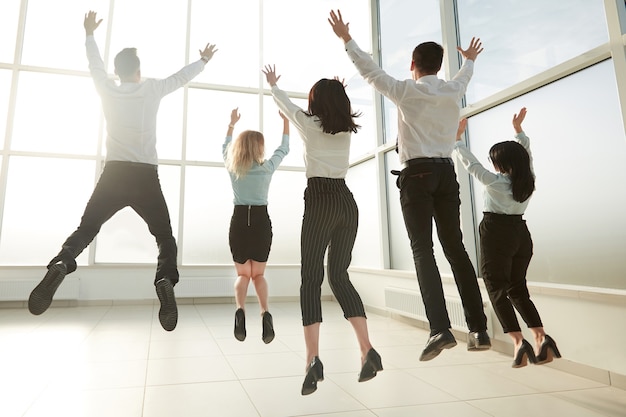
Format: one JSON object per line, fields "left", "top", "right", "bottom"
{"left": 1, "top": 301, "right": 625, "bottom": 417}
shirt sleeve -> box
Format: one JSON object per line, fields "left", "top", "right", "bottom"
{"left": 85, "top": 36, "right": 112, "bottom": 92}
{"left": 153, "top": 59, "right": 206, "bottom": 97}
{"left": 449, "top": 59, "right": 474, "bottom": 95}
{"left": 344, "top": 39, "right": 406, "bottom": 104}
{"left": 270, "top": 85, "right": 310, "bottom": 136}
{"left": 515, "top": 131, "right": 534, "bottom": 173}
{"left": 453, "top": 141, "right": 499, "bottom": 186}
{"left": 263, "top": 134, "right": 290, "bottom": 172}
{"left": 223, "top": 136, "right": 232, "bottom": 161}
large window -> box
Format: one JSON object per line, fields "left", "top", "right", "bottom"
{"left": 465, "top": 60, "right": 626, "bottom": 289}
{"left": 457, "top": 0, "right": 609, "bottom": 103}
{"left": 0, "top": 0, "right": 373, "bottom": 266}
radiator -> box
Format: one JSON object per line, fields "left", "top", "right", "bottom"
{"left": 384, "top": 286, "right": 492, "bottom": 332}
{"left": 0, "top": 278, "right": 80, "bottom": 301}
{"left": 174, "top": 277, "right": 237, "bottom": 298}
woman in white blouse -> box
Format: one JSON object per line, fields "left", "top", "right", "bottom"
{"left": 262, "top": 65, "right": 382, "bottom": 395}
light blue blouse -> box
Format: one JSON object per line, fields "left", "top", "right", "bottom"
{"left": 223, "top": 134, "right": 289, "bottom": 205}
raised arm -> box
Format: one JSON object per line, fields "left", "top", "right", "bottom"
{"left": 261, "top": 64, "right": 281, "bottom": 87}
{"left": 199, "top": 43, "right": 218, "bottom": 64}
{"left": 512, "top": 107, "right": 527, "bottom": 134}
{"left": 227, "top": 107, "right": 241, "bottom": 137}
{"left": 280, "top": 110, "right": 289, "bottom": 136}
{"left": 456, "top": 118, "right": 468, "bottom": 141}
{"left": 328, "top": 9, "right": 352, "bottom": 43}
{"left": 456, "top": 37, "right": 484, "bottom": 62}
{"left": 84, "top": 10, "right": 103, "bottom": 36}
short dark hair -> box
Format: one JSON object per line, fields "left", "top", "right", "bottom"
{"left": 114, "top": 48, "right": 140, "bottom": 78}
{"left": 489, "top": 141, "right": 535, "bottom": 202}
{"left": 412, "top": 41, "right": 443, "bottom": 74}
{"left": 306, "top": 79, "right": 360, "bottom": 134}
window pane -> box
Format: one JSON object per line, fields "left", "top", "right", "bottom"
{"left": 346, "top": 159, "right": 381, "bottom": 268}
{"left": 263, "top": 0, "right": 371, "bottom": 93}
{"left": 12, "top": 72, "right": 101, "bottom": 155}
{"left": 0, "top": 157, "right": 96, "bottom": 265}
{"left": 262, "top": 94, "right": 304, "bottom": 168}
{"left": 265, "top": 170, "right": 307, "bottom": 264}
{"left": 22, "top": 0, "right": 110, "bottom": 70}
{"left": 378, "top": 0, "right": 442, "bottom": 145}
{"left": 458, "top": 0, "right": 609, "bottom": 103}
{"left": 466, "top": 60, "right": 626, "bottom": 289}
{"left": 95, "top": 165, "right": 180, "bottom": 263}
{"left": 156, "top": 90, "right": 183, "bottom": 160}
{"left": 187, "top": 89, "right": 259, "bottom": 163}
{"left": 109, "top": 1, "right": 187, "bottom": 79}
{"left": 182, "top": 166, "right": 235, "bottom": 265}
{"left": 189, "top": 0, "right": 259, "bottom": 88}
{"left": 0, "top": 0, "right": 20, "bottom": 63}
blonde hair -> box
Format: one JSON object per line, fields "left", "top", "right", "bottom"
{"left": 226, "top": 130, "right": 265, "bottom": 179}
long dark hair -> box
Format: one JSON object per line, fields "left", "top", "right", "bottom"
{"left": 489, "top": 141, "right": 535, "bottom": 202}
{"left": 305, "top": 78, "right": 360, "bottom": 134}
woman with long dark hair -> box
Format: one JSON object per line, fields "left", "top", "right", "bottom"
{"left": 262, "top": 65, "right": 382, "bottom": 395}
{"left": 455, "top": 107, "right": 561, "bottom": 368}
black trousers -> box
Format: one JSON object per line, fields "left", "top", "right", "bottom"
{"left": 479, "top": 212, "right": 542, "bottom": 333}
{"left": 397, "top": 159, "right": 487, "bottom": 334}
{"left": 300, "top": 177, "right": 366, "bottom": 326}
{"left": 50, "top": 161, "right": 179, "bottom": 285}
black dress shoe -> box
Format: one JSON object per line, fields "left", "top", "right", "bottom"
{"left": 419, "top": 329, "right": 457, "bottom": 361}
{"left": 512, "top": 339, "right": 537, "bottom": 368}
{"left": 301, "top": 356, "right": 324, "bottom": 395}
{"left": 358, "top": 348, "right": 383, "bottom": 382}
{"left": 234, "top": 308, "right": 246, "bottom": 341}
{"left": 156, "top": 278, "right": 178, "bottom": 332}
{"left": 261, "top": 311, "right": 275, "bottom": 344}
{"left": 467, "top": 331, "right": 491, "bottom": 351}
{"left": 28, "top": 262, "right": 68, "bottom": 315}
{"left": 536, "top": 335, "right": 561, "bottom": 365}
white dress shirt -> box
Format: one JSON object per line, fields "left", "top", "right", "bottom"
{"left": 86, "top": 36, "right": 207, "bottom": 165}
{"left": 344, "top": 39, "right": 474, "bottom": 164}
{"left": 270, "top": 85, "right": 350, "bottom": 179}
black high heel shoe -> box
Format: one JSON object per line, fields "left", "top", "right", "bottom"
{"left": 301, "top": 356, "right": 324, "bottom": 396}
{"left": 512, "top": 339, "right": 537, "bottom": 368}
{"left": 358, "top": 348, "right": 383, "bottom": 382}
{"left": 234, "top": 308, "right": 246, "bottom": 341}
{"left": 536, "top": 335, "right": 561, "bottom": 365}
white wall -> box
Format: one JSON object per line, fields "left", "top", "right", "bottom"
{"left": 348, "top": 268, "right": 626, "bottom": 389}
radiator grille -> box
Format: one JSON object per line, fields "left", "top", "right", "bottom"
{"left": 384, "top": 286, "right": 489, "bottom": 332}
{"left": 0, "top": 278, "right": 80, "bottom": 301}
{"left": 174, "top": 277, "right": 237, "bottom": 298}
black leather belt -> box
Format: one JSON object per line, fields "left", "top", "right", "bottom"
{"left": 400, "top": 157, "right": 453, "bottom": 169}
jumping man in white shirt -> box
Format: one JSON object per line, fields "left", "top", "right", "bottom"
{"left": 329, "top": 9, "right": 491, "bottom": 361}
{"left": 28, "top": 11, "right": 217, "bottom": 332}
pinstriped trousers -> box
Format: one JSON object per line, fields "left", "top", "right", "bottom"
{"left": 300, "top": 177, "right": 366, "bottom": 326}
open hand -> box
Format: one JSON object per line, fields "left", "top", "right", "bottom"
{"left": 328, "top": 10, "right": 351, "bottom": 42}
{"left": 262, "top": 64, "right": 281, "bottom": 86}
{"left": 457, "top": 37, "right": 483, "bottom": 61}
{"left": 230, "top": 108, "right": 241, "bottom": 126}
{"left": 199, "top": 43, "right": 218, "bottom": 61}
{"left": 512, "top": 107, "right": 527, "bottom": 133}
{"left": 84, "top": 11, "right": 103, "bottom": 36}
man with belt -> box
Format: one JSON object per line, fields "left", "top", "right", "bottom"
{"left": 28, "top": 11, "right": 217, "bottom": 332}
{"left": 329, "top": 10, "right": 490, "bottom": 360}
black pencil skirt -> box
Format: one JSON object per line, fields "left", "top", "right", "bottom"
{"left": 229, "top": 205, "right": 273, "bottom": 264}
